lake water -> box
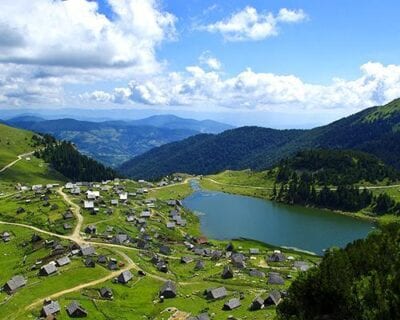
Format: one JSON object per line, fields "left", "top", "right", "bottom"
{"left": 183, "top": 180, "right": 375, "bottom": 254}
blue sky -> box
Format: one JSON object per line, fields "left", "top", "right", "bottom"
{"left": 1, "top": 0, "right": 400, "bottom": 128}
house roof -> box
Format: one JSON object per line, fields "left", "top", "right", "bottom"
{"left": 42, "top": 300, "right": 60, "bottom": 316}
{"left": 221, "top": 265, "right": 233, "bottom": 279}
{"left": 268, "top": 272, "right": 285, "bottom": 285}
{"left": 56, "top": 256, "right": 71, "bottom": 266}
{"left": 266, "top": 290, "right": 282, "bottom": 305}
{"left": 160, "top": 280, "right": 177, "bottom": 296}
{"left": 100, "top": 287, "right": 113, "bottom": 298}
{"left": 118, "top": 270, "right": 133, "bottom": 283}
{"left": 5, "top": 275, "right": 26, "bottom": 292}
{"left": 249, "top": 268, "right": 265, "bottom": 278}
{"left": 207, "top": 287, "right": 227, "bottom": 299}
{"left": 80, "top": 245, "right": 96, "bottom": 256}
{"left": 268, "top": 252, "right": 286, "bottom": 262}
{"left": 188, "top": 313, "right": 210, "bottom": 320}
{"left": 40, "top": 263, "right": 57, "bottom": 275}
{"left": 67, "top": 301, "right": 87, "bottom": 317}
{"left": 223, "top": 298, "right": 241, "bottom": 310}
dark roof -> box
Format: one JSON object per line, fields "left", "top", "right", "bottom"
{"left": 268, "top": 272, "right": 285, "bottom": 285}
{"left": 160, "top": 280, "right": 177, "bottom": 298}
{"left": 112, "top": 234, "right": 129, "bottom": 244}
{"left": 223, "top": 298, "right": 241, "bottom": 310}
{"left": 56, "top": 256, "right": 71, "bottom": 267}
{"left": 221, "top": 265, "right": 233, "bottom": 279}
{"left": 80, "top": 245, "right": 96, "bottom": 256}
{"left": 194, "top": 259, "right": 205, "bottom": 270}
{"left": 66, "top": 301, "right": 88, "bottom": 317}
{"left": 249, "top": 268, "right": 265, "bottom": 278}
{"left": 5, "top": 275, "right": 26, "bottom": 292}
{"left": 159, "top": 245, "right": 171, "bottom": 255}
{"left": 40, "top": 263, "right": 57, "bottom": 276}
{"left": 206, "top": 287, "right": 227, "bottom": 300}
{"left": 268, "top": 252, "right": 286, "bottom": 262}
{"left": 231, "top": 253, "right": 246, "bottom": 268}
{"left": 188, "top": 313, "right": 210, "bottom": 320}
{"left": 265, "top": 290, "right": 282, "bottom": 306}
{"left": 181, "top": 256, "right": 194, "bottom": 264}
{"left": 118, "top": 270, "right": 133, "bottom": 283}
{"left": 97, "top": 255, "right": 108, "bottom": 264}
{"left": 99, "top": 287, "right": 113, "bottom": 298}
{"left": 41, "top": 300, "right": 60, "bottom": 317}
{"left": 251, "top": 296, "right": 264, "bottom": 310}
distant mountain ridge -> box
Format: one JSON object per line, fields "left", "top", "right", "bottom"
{"left": 119, "top": 99, "right": 400, "bottom": 180}
{"left": 5, "top": 115, "right": 233, "bottom": 167}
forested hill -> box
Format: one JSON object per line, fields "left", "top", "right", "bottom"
{"left": 35, "top": 140, "right": 119, "bottom": 182}
{"left": 118, "top": 126, "right": 303, "bottom": 180}
{"left": 276, "top": 149, "right": 400, "bottom": 186}
{"left": 278, "top": 223, "right": 400, "bottom": 320}
{"left": 119, "top": 98, "right": 400, "bottom": 180}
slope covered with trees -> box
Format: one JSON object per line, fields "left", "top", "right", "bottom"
{"left": 118, "top": 127, "right": 303, "bottom": 180}
{"left": 119, "top": 99, "right": 400, "bottom": 180}
{"left": 35, "top": 141, "right": 118, "bottom": 182}
{"left": 277, "top": 223, "right": 400, "bottom": 320}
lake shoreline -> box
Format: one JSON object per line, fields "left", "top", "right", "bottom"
{"left": 185, "top": 179, "right": 374, "bottom": 254}
{"left": 198, "top": 177, "right": 380, "bottom": 223}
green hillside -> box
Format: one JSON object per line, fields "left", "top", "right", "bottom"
{"left": 119, "top": 99, "right": 400, "bottom": 180}
{"left": 0, "top": 124, "right": 35, "bottom": 168}
{"left": 119, "top": 127, "right": 302, "bottom": 180}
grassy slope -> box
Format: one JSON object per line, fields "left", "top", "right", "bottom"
{"left": 0, "top": 124, "right": 34, "bottom": 168}
{"left": 0, "top": 124, "right": 66, "bottom": 192}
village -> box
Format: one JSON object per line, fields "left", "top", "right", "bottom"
{"left": 0, "top": 175, "right": 320, "bottom": 319}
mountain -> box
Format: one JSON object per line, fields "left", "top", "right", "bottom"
{"left": 118, "top": 126, "right": 303, "bottom": 180}
{"left": 119, "top": 99, "right": 400, "bottom": 180}
{"left": 128, "top": 114, "right": 234, "bottom": 133}
{"left": 6, "top": 115, "right": 233, "bottom": 167}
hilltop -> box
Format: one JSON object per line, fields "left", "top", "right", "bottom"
{"left": 119, "top": 99, "right": 400, "bottom": 180}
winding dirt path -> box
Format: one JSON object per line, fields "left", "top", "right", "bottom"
{"left": 0, "top": 151, "right": 34, "bottom": 173}
{"left": 57, "top": 187, "right": 84, "bottom": 242}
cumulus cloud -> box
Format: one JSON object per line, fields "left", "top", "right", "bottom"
{"left": 198, "top": 6, "right": 307, "bottom": 41}
{"left": 199, "top": 52, "right": 221, "bottom": 70}
{"left": 0, "top": 0, "right": 176, "bottom": 71}
{"left": 0, "top": 0, "right": 176, "bottom": 106}
{"left": 82, "top": 62, "right": 400, "bottom": 113}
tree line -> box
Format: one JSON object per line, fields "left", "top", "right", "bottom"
{"left": 277, "top": 223, "right": 400, "bottom": 320}
{"left": 35, "top": 140, "right": 119, "bottom": 182}
{"left": 272, "top": 149, "right": 400, "bottom": 215}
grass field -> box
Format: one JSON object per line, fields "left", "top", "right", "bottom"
{"left": 0, "top": 124, "right": 34, "bottom": 168}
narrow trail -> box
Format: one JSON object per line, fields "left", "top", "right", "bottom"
{"left": 0, "top": 151, "right": 34, "bottom": 173}
{"left": 57, "top": 187, "right": 84, "bottom": 242}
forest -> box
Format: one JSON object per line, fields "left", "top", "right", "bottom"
{"left": 277, "top": 223, "right": 400, "bottom": 320}
{"left": 35, "top": 140, "right": 118, "bottom": 182}
{"left": 273, "top": 150, "right": 400, "bottom": 215}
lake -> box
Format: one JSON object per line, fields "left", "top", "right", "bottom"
{"left": 183, "top": 180, "right": 375, "bottom": 254}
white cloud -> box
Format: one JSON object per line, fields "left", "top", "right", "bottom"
{"left": 199, "top": 52, "right": 221, "bottom": 70}
{"left": 0, "top": 0, "right": 176, "bottom": 71}
{"left": 198, "top": 6, "right": 307, "bottom": 41}
{"left": 277, "top": 8, "right": 307, "bottom": 23}
{"left": 83, "top": 62, "right": 400, "bottom": 113}
{"left": 0, "top": 0, "right": 176, "bottom": 106}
